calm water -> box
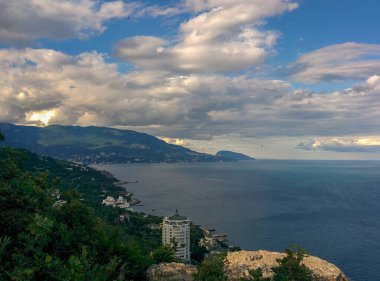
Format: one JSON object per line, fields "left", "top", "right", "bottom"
{"left": 96, "top": 160, "right": 380, "bottom": 281}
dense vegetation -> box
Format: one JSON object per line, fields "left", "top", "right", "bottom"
{"left": 0, "top": 132, "right": 207, "bottom": 280}
{"left": 0, "top": 123, "right": 233, "bottom": 164}
{"left": 0, "top": 148, "right": 158, "bottom": 280}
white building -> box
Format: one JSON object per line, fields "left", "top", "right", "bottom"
{"left": 162, "top": 210, "right": 191, "bottom": 262}
{"left": 115, "top": 196, "right": 130, "bottom": 209}
{"left": 102, "top": 196, "right": 116, "bottom": 206}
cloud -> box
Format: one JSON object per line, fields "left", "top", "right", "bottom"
{"left": 158, "top": 137, "right": 188, "bottom": 146}
{"left": 286, "top": 43, "right": 380, "bottom": 83}
{"left": 0, "top": 0, "right": 139, "bottom": 44}
{"left": 1, "top": 48, "right": 380, "bottom": 149}
{"left": 115, "top": 0, "right": 298, "bottom": 73}
{"left": 297, "top": 138, "right": 380, "bottom": 153}
{"left": 0, "top": 47, "right": 290, "bottom": 138}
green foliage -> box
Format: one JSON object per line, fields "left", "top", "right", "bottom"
{"left": 194, "top": 252, "right": 228, "bottom": 281}
{"left": 0, "top": 236, "right": 12, "bottom": 260}
{"left": 272, "top": 246, "right": 313, "bottom": 281}
{"left": 151, "top": 245, "right": 176, "bottom": 264}
{"left": 0, "top": 132, "right": 4, "bottom": 141}
{"left": 0, "top": 147, "right": 172, "bottom": 281}
{"left": 190, "top": 223, "right": 208, "bottom": 263}
{"left": 240, "top": 268, "right": 270, "bottom": 281}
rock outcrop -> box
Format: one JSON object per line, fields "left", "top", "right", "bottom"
{"left": 146, "top": 250, "right": 349, "bottom": 281}
{"left": 147, "top": 262, "right": 197, "bottom": 281}
{"left": 226, "top": 250, "right": 349, "bottom": 281}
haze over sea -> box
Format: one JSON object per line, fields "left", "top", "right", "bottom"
{"left": 97, "top": 160, "right": 380, "bottom": 281}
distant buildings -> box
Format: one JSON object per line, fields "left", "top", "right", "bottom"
{"left": 102, "top": 196, "right": 116, "bottom": 206}
{"left": 102, "top": 195, "right": 131, "bottom": 209}
{"left": 115, "top": 196, "right": 129, "bottom": 208}
{"left": 162, "top": 210, "right": 191, "bottom": 262}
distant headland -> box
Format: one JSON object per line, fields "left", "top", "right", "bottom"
{"left": 216, "top": 150, "right": 255, "bottom": 161}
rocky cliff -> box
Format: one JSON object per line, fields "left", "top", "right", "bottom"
{"left": 147, "top": 262, "right": 197, "bottom": 281}
{"left": 226, "top": 250, "right": 349, "bottom": 281}
{"left": 146, "top": 250, "right": 349, "bottom": 281}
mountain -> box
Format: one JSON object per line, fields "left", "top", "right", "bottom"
{"left": 0, "top": 123, "right": 231, "bottom": 164}
{"left": 215, "top": 150, "right": 255, "bottom": 161}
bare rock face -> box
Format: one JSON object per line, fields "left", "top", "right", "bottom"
{"left": 226, "top": 250, "right": 349, "bottom": 281}
{"left": 146, "top": 262, "right": 197, "bottom": 281}
{"left": 146, "top": 251, "right": 349, "bottom": 281}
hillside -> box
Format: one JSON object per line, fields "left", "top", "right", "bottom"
{"left": 0, "top": 145, "right": 207, "bottom": 280}
{"left": 216, "top": 150, "right": 255, "bottom": 161}
{"left": 0, "top": 123, "right": 229, "bottom": 164}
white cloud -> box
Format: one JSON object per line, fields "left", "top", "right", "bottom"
{"left": 1, "top": 48, "right": 380, "bottom": 157}
{"left": 0, "top": 0, "right": 139, "bottom": 44}
{"left": 158, "top": 137, "right": 188, "bottom": 146}
{"left": 183, "top": 0, "right": 298, "bottom": 14}
{"left": 297, "top": 138, "right": 380, "bottom": 153}
{"left": 287, "top": 43, "right": 380, "bottom": 83}
{"left": 115, "top": 0, "right": 298, "bottom": 73}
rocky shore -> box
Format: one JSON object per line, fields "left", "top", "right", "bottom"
{"left": 147, "top": 250, "right": 349, "bottom": 281}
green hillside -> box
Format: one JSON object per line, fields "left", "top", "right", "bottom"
{"left": 0, "top": 143, "right": 207, "bottom": 280}
{"left": 0, "top": 123, "right": 231, "bottom": 164}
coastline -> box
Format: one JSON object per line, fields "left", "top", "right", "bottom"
{"left": 94, "top": 165, "right": 143, "bottom": 206}
{"left": 100, "top": 166, "right": 235, "bottom": 251}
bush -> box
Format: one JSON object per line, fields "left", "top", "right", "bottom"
{"left": 272, "top": 246, "right": 312, "bottom": 281}
{"left": 194, "top": 252, "right": 227, "bottom": 281}
{"left": 151, "top": 245, "right": 176, "bottom": 263}
{"left": 240, "top": 268, "right": 270, "bottom": 281}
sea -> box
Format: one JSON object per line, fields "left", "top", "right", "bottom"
{"left": 95, "top": 160, "right": 380, "bottom": 281}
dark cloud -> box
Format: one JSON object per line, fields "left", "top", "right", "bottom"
{"left": 0, "top": 0, "right": 139, "bottom": 45}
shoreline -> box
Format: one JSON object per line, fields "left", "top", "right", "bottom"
{"left": 107, "top": 170, "right": 235, "bottom": 249}
{"left": 94, "top": 165, "right": 143, "bottom": 207}
{"left": 100, "top": 166, "right": 236, "bottom": 251}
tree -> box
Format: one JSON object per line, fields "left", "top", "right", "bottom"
{"left": 0, "top": 132, "right": 4, "bottom": 141}
{"left": 272, "top": 246, "right": 312, "bottom": 281}
{"left": 151, "top": 245, "right": 176, "bottom": 263}
{"left": 190, "top": 223, "right": 207, "bottom": 263}
{"left": 194, "top": 252, "right": 228, "bottom": 281}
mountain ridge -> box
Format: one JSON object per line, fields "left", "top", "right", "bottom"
{"left": 0, "top": 123, "right": 234, "bottom": 164}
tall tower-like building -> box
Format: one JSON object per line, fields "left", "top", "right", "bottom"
{"left": 162, "top": 210, "right": 191, "bottom": 262}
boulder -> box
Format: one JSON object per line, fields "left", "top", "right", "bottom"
{"left": 146, "top": 262, "right": 197, "bottom": 281}
{"left": 226, "top": 250, "right": 349, "bottom": 281}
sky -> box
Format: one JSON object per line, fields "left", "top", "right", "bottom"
{"left": 0, "top": 0, "right": 380, "bottom": 160}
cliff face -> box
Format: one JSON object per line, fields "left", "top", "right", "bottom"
{"left": 146, "top": 250, "right": 349, "bottom": 281}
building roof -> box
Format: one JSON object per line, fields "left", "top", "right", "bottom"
{"left": 168, "top": 209, "right": 188, "bottom": 221}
